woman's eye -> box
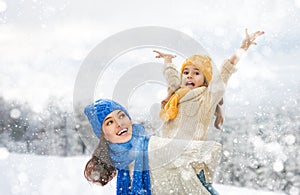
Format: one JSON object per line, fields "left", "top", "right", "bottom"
{"left": 183, "top": 71, "right": 189, "bottom": 75}
{"left": 106, "top": 120, "right": 113, "bottom": 126}
{"left": 119, "top": 113, "right": 125, "bottom": 119}
{"left": 195, "top": 72, "right": 200, "bottom": 75}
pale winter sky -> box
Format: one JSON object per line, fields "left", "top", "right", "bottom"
{"left": 0, "top": 0, "right": 300, "bottom": 113}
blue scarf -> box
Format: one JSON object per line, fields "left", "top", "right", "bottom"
{"left": 109, "top": 124, "right": 152, "bottom": 195}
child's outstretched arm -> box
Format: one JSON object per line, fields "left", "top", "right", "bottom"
{"left": 153, "top": 50, "right": 181, "bottom": 107}
{"left": 209, "top": 29, "right": 264, "bottom": 109}
{"left": 153, "top": 50, "right": 177, "bottom": 64}
{"left": 229, "top": 29, "right": 265, "bottom": 65}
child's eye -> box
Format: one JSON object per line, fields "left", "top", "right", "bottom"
{"left": 195, "top": 72, "right": 200, "bottom": 75}
{"left": 183, "top": 71, "right": 189, "bottom": 75}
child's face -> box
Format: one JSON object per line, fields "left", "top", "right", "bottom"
{"left": 102, "top": 110, "right": 133, "bottom": 143}
{"left": 181, "top": 65, "right": 205, "bottom": 89}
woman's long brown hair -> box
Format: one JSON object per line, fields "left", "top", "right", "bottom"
{"left": 84, "top": 134, "right": 117, "bottom": 186}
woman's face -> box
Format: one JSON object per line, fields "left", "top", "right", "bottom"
{"left": 181, "top": 65, "right": 205, "bottom": 89}
{"left": 102, "top": 110, "right": 133, "bottom": 143}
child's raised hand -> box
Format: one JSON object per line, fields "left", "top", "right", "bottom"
{"left": 241, "top": 29, "right": 265, "bottom": 50}
{"left": 153, "top": 50, "right": 176, "bottom": 59}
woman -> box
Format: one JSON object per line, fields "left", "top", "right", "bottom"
{"left": 84, "top": 99, "right": 221, "bottom": 194}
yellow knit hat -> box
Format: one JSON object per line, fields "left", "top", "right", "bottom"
{"left": 180, "top": 55, "right": 213, "bottom": 83}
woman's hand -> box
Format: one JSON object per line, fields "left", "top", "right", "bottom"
{"left": 241, "top": 29, "right": 265, "bottom": 51}
{"left": 153, "top": 50, "right": 176, "bottom": 63}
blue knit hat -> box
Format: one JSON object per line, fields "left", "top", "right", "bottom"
{"left": 84, "top": 99, "right": 131, "bottom": 138}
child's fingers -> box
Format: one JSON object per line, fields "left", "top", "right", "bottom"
{"left": 245, "top": 28, "right": 249, "bottom": 36}
{"left": 255, "top": 31, "right": 265, "bottom": 38}
{"left": 153, "top": 50, "right": 163, "bottom": 54}
{"left": 153, "top": 50, "right": 161, "bottom": 54}
{"left": 250, "top": 31, "right": 264, "bottom": 40}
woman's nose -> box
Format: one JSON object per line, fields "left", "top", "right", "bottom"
{"left": 115, "top": 119, "right": 122, "bottom": 127}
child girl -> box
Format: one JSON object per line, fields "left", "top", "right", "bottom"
{"left": 153, "top": 29, "right": 264, "bottom": 194}
{"left": 84, "top": 99, "right": 222, "bottom": 194}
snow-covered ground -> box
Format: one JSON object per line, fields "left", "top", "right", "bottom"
{"left": 0, "top": 153, "right": 285, "bottom": 195}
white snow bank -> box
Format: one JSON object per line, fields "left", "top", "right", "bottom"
{"left": 0, "top": 153, "right": 284, "bottom": 195}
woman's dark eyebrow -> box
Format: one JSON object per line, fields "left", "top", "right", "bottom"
{"left": 104, "top": 116, "right": 112, "bottom": 122}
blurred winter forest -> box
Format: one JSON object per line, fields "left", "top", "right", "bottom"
{"left": 1, "top": 94, "right": 299, "bottom": 195}
{"left": 0, "top": 96, "right": 86, "bottom": 156}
